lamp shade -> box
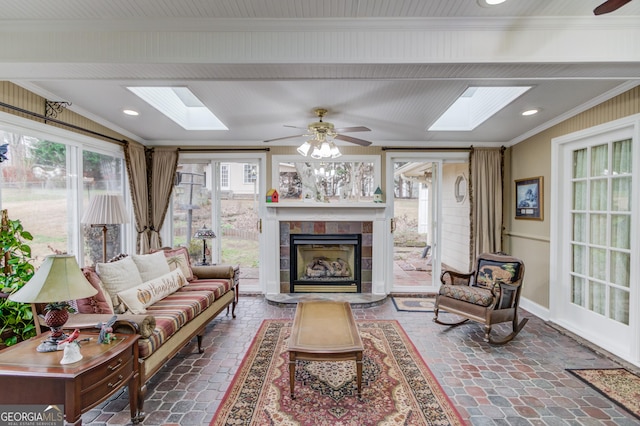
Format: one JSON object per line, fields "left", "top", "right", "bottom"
{"left": 81, "top": 194, "right": 128, "bottom": 225}
{"left": 9, "top": 255, "right": 97, "bottom": 303}
{"left": 193, "top": 225, "right": 216, "bottom": 239}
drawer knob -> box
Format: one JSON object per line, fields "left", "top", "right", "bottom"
{"left": 108, "top": 375, "right": 124, "bottom": 388}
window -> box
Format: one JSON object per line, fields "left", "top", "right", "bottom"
{"left": 0, "top": 120, "right": 127, "bottom": 267}
{"left": 244, "top": 164, "right": 257, "bottom": 184}
{"left": 220, "top": 164, "right": 230, "bottom": 190}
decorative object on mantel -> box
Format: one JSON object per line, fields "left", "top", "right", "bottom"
{"left": 266, "top": 188, "right": 279, "bottom": 203}
{"left": 373, "top": 186, "right": 384, "bottom": 203}
{"left": 193, "top": 225, "right": 216, "bottom": 266}
{"left": 81, "top": 194, "right": 129, "bottom": 263}
{"left": 9, "top": 255, "right": 98, "bottom": 352}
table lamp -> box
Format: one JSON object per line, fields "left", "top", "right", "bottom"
{"left": 81, "top": 194, "right": 128, "bottom": 263}
{"left": 9, "top": 255, "right": 98, "bottom": 352}
{"left": 193, "top": 225, "right": 216, "bottom": 266}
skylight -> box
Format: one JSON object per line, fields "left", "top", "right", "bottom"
{"left": 126, "top": 87, "right": 228, "bottom": 131}
{"left": 428, "top": 86, "right": 531, "bottom": 131}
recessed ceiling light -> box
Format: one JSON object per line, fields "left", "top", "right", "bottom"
{"left": 126, "top": 86, "right": 228, "bottom": 131}
{"left": 477, "top": 0, "right": 507, "bottom": 6}
{"left": 428, "top": 86, "right": 532, "bottom": 131}
{"left": 123, "top": 109, "right": 139, "bottom": 116}
{"left": 522, "top": 109, "right": 539, "bottom": 116}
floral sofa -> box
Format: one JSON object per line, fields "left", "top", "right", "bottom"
{"left": 64, "top": 248, "right": 238, "bottom": 421}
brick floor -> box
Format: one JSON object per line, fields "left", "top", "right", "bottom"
{"left": 82, "top": 295, "right": 639, "bottom": 425}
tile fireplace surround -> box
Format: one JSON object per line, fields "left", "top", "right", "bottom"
{"left": 263, "top": 203, "right": 387, "bottom": 296}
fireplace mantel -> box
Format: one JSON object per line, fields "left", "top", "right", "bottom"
{"left": 262, "top": 202, "right": 389, "bottom": 296}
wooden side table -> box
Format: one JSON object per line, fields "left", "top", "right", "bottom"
{"left": 0, "top": 332, "right": 140, "bottom": 425}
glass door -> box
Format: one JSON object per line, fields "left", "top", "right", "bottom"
{"left": 211, "top": 160, "right": 261, "bottom": 291}
{"left": 391, "top": 159, "right": 440, "bottom": 292}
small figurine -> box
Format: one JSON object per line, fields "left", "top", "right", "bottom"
{"left": 58, "top": 329, "right": 82, "bottom": 364}
{"left": 98, "top": 315, "right": 118, "bottom": 344}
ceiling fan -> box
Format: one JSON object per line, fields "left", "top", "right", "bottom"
{"left": 263, "top": 108, "right": 372, "bottom": 147}
{"left": 594, "top": 0, "right": 632, "bottom": 15}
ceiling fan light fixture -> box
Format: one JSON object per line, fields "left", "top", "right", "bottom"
{"left": 319, "top": 141, "right": 332, "bottom": 157}
{"left": 330, "top": 143, "right": 342, "bottom": 159}
{"left": 310, "top": 146, "right": 323, "bottom": 159}
{"left": 297, "top": 140, "right": 312, "bottom": 156}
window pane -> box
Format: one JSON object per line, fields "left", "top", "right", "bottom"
{"left": 610, "top": 250, "right": 630, "bottom": 288}
{"left": 0, "top": 135, "right": 69, "bottom": 266}
{"left": 173, "top": 164, "right": 209, "bottom": 262}
{"left": 609, "top": 288, "right": 629, "bottom": 325}
{"left": 573, "top": 148, "right": 587, "bottom": 178}
{"left": 590, "top": 179, "right": 607, "bottom": 211}
{"left": 610, "top": 215, "right": 630, "bottom": 249}
{"left": 82, "top": 151, "right": 125, "bottom": 266}
{"left": 571, "top": 275, "right": 585, "bottom": 306}
{"left": 572, "top": 213, "right": 586, "bottom": 242}
{"left": 572, "top": 244, "right": 586, "bottom": 275}
{"left": 590, "top": 144, "right": 608, "bottom": 177}
{"left": 589, "top": 248, "right": 606, "bottom": 281}
{"left": 612, "top": 139, "right": 631, "bottom": 175}
{"left": 589, "top": 214, "right": 607, "bottom": 246}
{"left": 573, "top": 181, "right": 586, "bottom": 210}
{"left": 220, "top": 164, "right": 229, "bottom": 190}
{"left": 588, "top": 280, "right": 606, "bottom": 315}
{"left": 611, "top": 176, "right": 631, "bottom": 211}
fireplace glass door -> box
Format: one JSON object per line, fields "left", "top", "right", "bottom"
{"left": 290, "top": 234, "right": 361, "bottom": 293}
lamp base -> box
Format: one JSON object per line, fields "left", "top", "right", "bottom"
{"left": 36, "top": 327, "right": 68, "bottom": 353}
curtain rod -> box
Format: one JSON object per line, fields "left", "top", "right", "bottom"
{"left": 381, "top": 146, "right": 471, "bottom": 151}
{"left": 177, "top": 147, "right": 270, "bottom": 152}
{"left": 0, "top": 101, "right": 127, "bottom": 145}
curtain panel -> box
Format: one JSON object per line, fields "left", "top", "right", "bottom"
{"left": 469, "top": 147, "right": 504, "bottom": 262}
{"left": 149, "top": 148, "right": 179, "bottom": 250}
{"left": 124, "top": 141, "right": 150, "bottom": 254}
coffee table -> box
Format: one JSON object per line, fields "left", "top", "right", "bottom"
{"left": 288, "top": 301, "right": 364, "bottom": 399}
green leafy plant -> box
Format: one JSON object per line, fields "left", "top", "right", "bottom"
{"left": 0, "top": 209, "right": 36, "bottom": 347}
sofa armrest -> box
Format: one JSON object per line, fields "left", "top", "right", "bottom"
{"left": 191, "top": 264, "right": 236, "bottom": 280}
{"left": 64, "top": 313, "right": 156, "bottom": 338}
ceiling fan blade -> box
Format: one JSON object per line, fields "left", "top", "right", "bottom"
{"left": 263, "top": 134, "right": 305, "bottom": 143}
{"left": 283, "top": 125, "right": 307, "bottom": 130}
{"left": 594, "top": 0, "right": 632, "bottom": 15}
{"left": 333, "top": 126, "right": 371, "bottom": 133}
{"left": 335, "top": 134, "right": 372, "bottom": 147}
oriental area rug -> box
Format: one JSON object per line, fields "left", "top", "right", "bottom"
{"left": 567, "top": 368, "right": 640, "bottom": 420}
{"left": 211, "top": 319, "right": 464, "bottom": 426}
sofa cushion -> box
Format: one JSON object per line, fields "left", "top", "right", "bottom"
{"left": 117, "top": 268, "right": 187, "bottom": 314}
{"left": 138, "top": 290, "right": 214, "bottom": 359}
{"left": 153, "top": 247, "right": 196, "bottom": 281}
{"left": 96, "top": 256, "right": 143, "bottom": 308}
{"left": 132, "top": 251, "right": 171, "bottom": 282}
{"left": 76, "top": 267, "right": 115, "bottom": 314}
{"left": 180, "top": 279, "right": 234, "bottom": 301}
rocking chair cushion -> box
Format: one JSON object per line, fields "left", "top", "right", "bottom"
{"left": 476, "top": 259, "right": 520, "bottom": 289}
{"left": 438, "top": 284, "right": 494, "bottom": 307}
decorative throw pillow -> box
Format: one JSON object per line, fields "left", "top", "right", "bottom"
{"left": 152, "top": 247, "right": 196, "bottom": 281}
{"left": 75, "top": 267, "right": 115, "bottom": 314}
{"left": 96, "top": 256, "right": 143, "bottom": 308}
{"left": 132, "top": 251, "right": 171, "bottom": 282}
{"left": 476, "top": 259, "right": 520, "bottom": 289}
{"left": 117, "top": 268, "right": 187, "bottom": 314}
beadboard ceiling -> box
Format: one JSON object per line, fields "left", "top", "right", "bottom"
{"left": 1, "top": 0, "right": 639, "bottom": 147}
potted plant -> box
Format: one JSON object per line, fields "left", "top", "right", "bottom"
{"left": 0, "top": 209, "right": 36, "bottom": 347}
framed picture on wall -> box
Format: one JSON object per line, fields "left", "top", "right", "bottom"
{"left": 515, "top": 176, "right": 543, "bottom": 220}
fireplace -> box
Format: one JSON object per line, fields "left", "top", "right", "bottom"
{"left": 290, "top": 234, "right": 361, "bottom": 293}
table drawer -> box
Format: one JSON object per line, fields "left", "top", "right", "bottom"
{"left": 80, "top": 356, "right": 135, "bottom": 408}
{"left": 79, "top": 349, "right": 134, "bottom": 389}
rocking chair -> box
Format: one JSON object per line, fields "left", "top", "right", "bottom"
{"left": 433, "top": 252, "right": 527, "bottom": 345}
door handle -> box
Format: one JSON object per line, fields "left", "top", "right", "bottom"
{"left": 257, "top": 219, "right": 262, "bottom": 233}
{"left": 390, "top": 218, "right": 396, "bottom": 233}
